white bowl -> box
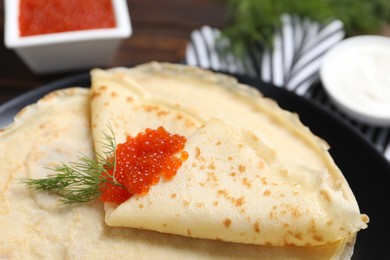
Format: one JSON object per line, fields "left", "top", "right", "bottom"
{"left": 320, "top": 35, "right": 390, "bottom": 126}
{"left": 4, "top": 0, "right": 132, "bottom": 74}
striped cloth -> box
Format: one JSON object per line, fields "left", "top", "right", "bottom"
{"left": 185, "top": 14, "right": 390, "bottom": 162}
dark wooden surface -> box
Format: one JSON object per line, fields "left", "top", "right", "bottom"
{"left": 0, "top": 0, "right": 227, "bottom": 105}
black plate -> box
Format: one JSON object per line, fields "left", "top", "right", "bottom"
{"left": 1, "top": 72, "right": 389, "bottom": 259}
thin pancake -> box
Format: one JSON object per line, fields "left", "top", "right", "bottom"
{"left": 104, "top": 118, "right": 364, "bottom": 246}
{"left": 0, "top": 88, "right": 351, "bottom": 259}
{"left": 90, "top": 63, "right": 367, "bottom": 250}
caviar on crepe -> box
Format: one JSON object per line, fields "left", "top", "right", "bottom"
{"left": 101, "top": 127, "right": 188, "bottom": 204}
{"left": 21, "top": 127, "right": 188, "bottom": 205}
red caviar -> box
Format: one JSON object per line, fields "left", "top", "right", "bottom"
{"left": 19, "top": 0, "right": 116, "bottom": 36}
{"left": 100, "top": 127, "right": 187, "bottom": 204}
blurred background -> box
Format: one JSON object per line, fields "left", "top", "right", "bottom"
{"left": 1, "top": 0, "right": 390, "bottom": 103}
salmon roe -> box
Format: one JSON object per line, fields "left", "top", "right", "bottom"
{"left": 19, "top": 0, "right": 116, "bottom": 36}
{"left": 100, "top": 127, "right": 188, "bottom": 204}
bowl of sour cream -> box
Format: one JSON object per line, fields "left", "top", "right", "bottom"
{"left": 320, "top": 35, "right": 390, "bottom": 126}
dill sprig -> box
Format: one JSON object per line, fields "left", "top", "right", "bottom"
{"left": 220, "top": 0, "right": 390, "bottom": 56}
{"left": 21, "top": 126, "right": 125, "bottom": 204}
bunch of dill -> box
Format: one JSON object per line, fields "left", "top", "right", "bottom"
{"left": 220, "top": 0, "right": 390, "bottom": 56}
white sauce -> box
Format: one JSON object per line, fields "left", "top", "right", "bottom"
{"left": 324, "top": 41, "right": 390, "bottom": 119}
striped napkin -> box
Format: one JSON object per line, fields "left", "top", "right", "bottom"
{"left": 185, "top": 14, "right": 390, "bottom": 162}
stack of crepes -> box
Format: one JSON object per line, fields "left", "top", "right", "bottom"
{"left": 0, "top": 62, "right": 368, "bottom": 259}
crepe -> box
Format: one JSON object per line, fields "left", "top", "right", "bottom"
{"left": 89, "top": 63, "right": 368, "bottom": 256}
{"left": 0, "top": 86, "right": 355, "bottom": 259}
{"left": 0, "top": 63, "right": 369, "bottom": 259}
{"left": 0, "top": 88, "right": 95, "bottom": 258}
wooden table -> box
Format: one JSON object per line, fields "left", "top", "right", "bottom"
{"left": 0, "top": 0, "right": 227, "bottom": 105}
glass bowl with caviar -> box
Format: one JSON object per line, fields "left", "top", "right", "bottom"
{"left": 4, "top": 0, "right": 132, "bottom": 74}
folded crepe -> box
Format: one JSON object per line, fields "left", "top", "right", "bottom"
{"left": 89, "top": 63, "right": 368, "bottom": 256}
{"left": 0, "top": 63, "right": 368, "bottom": 259}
